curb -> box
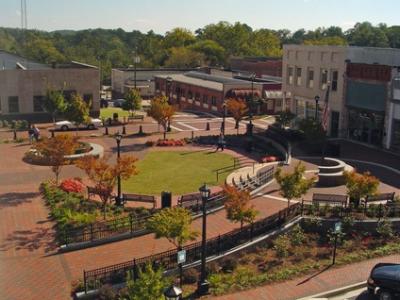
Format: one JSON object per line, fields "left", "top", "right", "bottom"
{"left": 297, "top": 281, "right": 366, "bottom": 300}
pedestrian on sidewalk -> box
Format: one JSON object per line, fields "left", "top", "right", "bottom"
{"left": 28, "top": 125, "right": 35, "bottom": 144}
{"left": 216, "top": 133, "right": 225, "bottom": 151}
{"left": 32, "top": 124, "right": 40, "bottom": 142}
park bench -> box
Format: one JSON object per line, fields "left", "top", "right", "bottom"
{"left": 122, "top": 193, "right": 156, "bottom": 209}
{"left": 127, "top": 115, "right": 144, "bottom": 122}
{"left": 87, "top": 186, "right": 113, "bottom": 200}
{"left": 178, "top": 193, "right": 202, "bottom": 208}
{"left": 365, "top": 192, "right": 395, "bottom": 204}
{"left": 312, "top": 193, "right": 348, "bottom": 207}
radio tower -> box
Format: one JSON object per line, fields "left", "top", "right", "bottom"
{"left": 21, "top": 0, "right": 28, "bottom": 30}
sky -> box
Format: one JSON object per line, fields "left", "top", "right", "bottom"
{"left": 1, "top": 0, "right": 400, "bottom": 34}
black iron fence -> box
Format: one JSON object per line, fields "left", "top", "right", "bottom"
{"left": 82, "top": 202, "right": 301, "bottom": 293}
{"left": 64, "top": 166, "right": 275, "bottom": 246}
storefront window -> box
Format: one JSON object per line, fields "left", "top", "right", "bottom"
{"left": 348, "top": 109, "right": 384, "bottom": 146}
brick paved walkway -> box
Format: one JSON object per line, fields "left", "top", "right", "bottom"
{"left": 1, "top": 126, "right": 400, "bottom": 300}
{"left": 214, "top": 254, "right": 400, "bottom": 300}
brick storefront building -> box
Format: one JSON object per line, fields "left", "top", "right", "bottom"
{"left": 230, "top": 57, "right": 282, "bottom": 78}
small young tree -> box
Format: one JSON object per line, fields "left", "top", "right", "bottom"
{"left": 276, "top": 109, "right": 296, "bottom": 129}
{"left": 146, "top": 207, "right": 199, "bottom": 249}
{"left": 343, "top": 170, "right": 379, "bottom": 207}
{"left": 122, "top": 88, "right": 142, "bottom": 116}
{"left": 124, "top": 263, "right": 170, "bottom": 300}
{"left": 226, "top": 98, "right": 248, "bottom": 134}
{"left": 275, "top": 162, "right": 315, "bottom": 209}
{"left": 35, "top": 134, "right": 78, "bottom": 184}
{"left": 75, "top": 155, "right": 138, "bottom": 219}
{"left": 273, "top": 234, "right": 290, "bottom": 259}
{"left": 223, "top": 185, "right": 258, "bottom": 228}
{"left": 148, "top": 96, "right": 175, "bottom": 140}
{"left": 64, "top": 93, "right": 90, "bottom": 133}
{"left": 43, "top": 88, "right": 66, "bottom": 123}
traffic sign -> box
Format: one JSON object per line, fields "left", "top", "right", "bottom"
{"left": 177, "top": 250, "right": 186, "bottom": 264}
{"left": 334, "top": 222, "right": 342, "bottom": 233}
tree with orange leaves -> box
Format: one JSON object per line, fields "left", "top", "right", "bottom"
{"left": 148, "top": 95, "right": 175, "bottom": 140}
{"left": 223, "top": 184, "right": 258, "bottom": 228}
{"left": 76, "top": 155, "right": 138, "bottom": 219}
{"left": 226, "top": 98, "right": 248, "bottom": 134}
{"left": 34, "top": 134, "right": 79, "bottom": 184}
{"left": 343, "top": 170, "right": 379, "bottom": 207}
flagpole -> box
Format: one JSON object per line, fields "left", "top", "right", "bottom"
{"left": 321, "top": 84, "right": 330, "bottom": 160}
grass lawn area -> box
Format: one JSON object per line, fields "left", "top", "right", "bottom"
{"left": 100, "top": 107, "right": 130, "bottom": 119}
{"left": 123, "top": 150, "right": 233, "bottom": 195}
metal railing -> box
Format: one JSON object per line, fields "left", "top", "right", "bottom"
{"left": 82, "top": 202, "right": 301, "bottom": 293}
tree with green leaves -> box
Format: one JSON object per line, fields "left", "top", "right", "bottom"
{"left": 64, "top": 93, "right": 90, "bottom": 133}
{"left": 146, "top": 207, "right": 199, "bottom": 249}
{"left": 276, "top": 109, "right": 296, "bottom": 128}
{"left": 122, "top": 88, "right": 142, "bottom": 116}
{"left": 343, "top": 170, "right": 379, "bottom": 207}
{"left": 164, "top": 46, "right": 204, "bottom": 68}
{"left": 223, "top": 184, "right": 258, "bottom": 228}
{"left": 124, "top": 263, "right": 170, "bottom": 300}
{"left": 148, "top": 96, "right": 175, "bottom": 140}
{"left": 275, "top": 162, "right": 315, "bottom": 209}
{"left": 43, "top": 88, "right": 66, "bottom": 123}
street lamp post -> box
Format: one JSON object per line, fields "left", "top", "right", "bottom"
{"left": 115, "top": 132, "right": 123, "bottom": 206}
{"left": 314, "top": 95, "right": 320, "bottom": 121}
{"left": 197, "top": 183, "right": 211, "bottom": 296}
{"left": 166, "top": 76, "right": 173, "bottom": 132}
{"left": 221, "top": 101, "right": 227, "bottom": 136}
{"left": 133, "top": 48, "right": 140, "bottom": 90}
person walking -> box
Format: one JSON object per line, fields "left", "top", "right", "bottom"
{"left": 28, "top": 125, "right": 35, "bottom": 144}
{"left": 216, "top": 133, "right": 225, "bottom": 151}
{"left": 32, "top": 125, "right": 40, "bottom": 142}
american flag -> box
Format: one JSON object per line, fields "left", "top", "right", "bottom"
{"left": 322, "top": 84, "right": 330, "bottom": 131}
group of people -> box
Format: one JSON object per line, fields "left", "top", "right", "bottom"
{"left": 28, "top": 125, "right": 40, "bottom": 144}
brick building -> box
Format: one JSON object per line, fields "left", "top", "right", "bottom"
{"left": 230, "top": 57, "right": 282, "bottom": 78}
{"left": 154, "top": 71, "right": 264, "bottom": 114}
{"left": 0, "top": 50, "right": 100, "bottom": 122}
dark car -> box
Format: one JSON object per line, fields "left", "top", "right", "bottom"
{"left": 368, "top": 263, "right": 400, "bottom": 300}
{"left": 113, "top": 98, "right": 126, "bottom": 107}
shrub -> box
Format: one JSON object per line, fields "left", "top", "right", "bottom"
{"left": 2, "top": 120, "right": 9, "bottom": 128}
{"left": 290, "top": 224, "right": 305, "bottom": 246}
{"left": 376, "top": 218, "right": 393, "bottom": 239}
{"left": 342, "top": 215, "right": 355, "bottom": 234}
{"left": 273, "top": 234, "right": 290, "bottom": 258}
{"left": 145, "top": 140, "right": 155, "bottom": 147}
{"left": 156, "top": 139, "right": 185, "bottom": 147}
{"left": 182, "top": 268, "right": 198, "bottom": 284}
{"left": 206, "top": 261, "right": 220, "bottom": 275}
{"left": 220, "top": 257, "right": 238, "bottom": 273}
{"left": 18, "top": 120, "right": 29, "bottom": 130}
{"left": 98, "top": 284, "right": 116, "bottom": 300}
{"left": 60, "top": 178, "right": 85, "bottom": 193}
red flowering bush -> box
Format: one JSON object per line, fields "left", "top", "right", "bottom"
{"left": 261, "top": 155, "right": 278, "bottom": 163}
{"left": 60, "top": 178, "right": 85, "bottom": 193}
{"left": 156, "top": 139, "right": 185, "bottom": 147}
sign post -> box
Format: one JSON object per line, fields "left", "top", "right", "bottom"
{"left": 177, "top": 249, "right": 186, "bottom": 287}
{"left": 332, "top": 222, "right": 341, "bottom": 265}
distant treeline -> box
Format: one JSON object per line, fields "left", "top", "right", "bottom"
{"left": 1, "top": 21, "right": 399, "bottom": 83}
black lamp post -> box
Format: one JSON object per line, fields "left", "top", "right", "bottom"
{"left": 115, "top": 132, "right": 123, "bottom": 206}
{"left": 166, "top": 76, "right": 173, "bottom": 132}
{"left": 164, "top": 285, "right": 183, "bottom": 300}
{"left": 197, "top": 183, "right": 211, "bottom": 296}
{"left": 133, "top": 47, "right": 140, "bottom": 90}
{"left": 250, "top": 73, "right": 256, "bottom": 121}
{"left": 221, "top": 101, "right": 227, "bottom": 136}
{"left": 314, "top": 95, "right": 320, "bottom": 121}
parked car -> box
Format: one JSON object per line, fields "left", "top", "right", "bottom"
{"left": 367, "top": 263, "right": 400, "bottom": 300}
{"left": 55, "top": 118, "right": 103, "bottom": 131}
{"left": 112, "top": 99, "right": 126, "bottom": 107}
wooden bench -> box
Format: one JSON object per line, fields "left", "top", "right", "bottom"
{"left": 312, "top": 193, "right": 348, "bottom": 207}
{"left": 87, "top": 186, "right": 113, "bottom": 200}
{"left": 178, "top": 193, "right": 202, "bottom": 208}
{"left": 366, "top": 192, "right": 395, "bottom": 204}
{"left": 122, "top": 193, "right": 156, "bottom": 209}
{"left": 127, "top": 115, "right": 144, "bottom": 122}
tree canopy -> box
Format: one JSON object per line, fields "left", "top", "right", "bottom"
{"left": 2, "top": 21, "right": 400, "bottom": 83}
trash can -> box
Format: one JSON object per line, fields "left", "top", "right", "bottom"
{"left": 113, "top": 112, "right": 119, "bottom": 121}
{"left": 161, "top": 191, "right": 172, "bottom": 209}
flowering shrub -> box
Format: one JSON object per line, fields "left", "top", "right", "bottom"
{"left": 60, "top": 178, "right": 85, "bottom": 193}
{"left": 156, "top": 139, "right": 185, "bottom": 147}
{"left": 261, "top": 155, "right": 278, "bottom": 163}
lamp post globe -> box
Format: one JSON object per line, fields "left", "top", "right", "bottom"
{"left": 164, "top": 285, "right": 183, "bottom": 300}
{"left": 115, "top": 132, "right": 123, "bottom": 206}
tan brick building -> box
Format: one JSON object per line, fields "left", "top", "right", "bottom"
{"left": 0, "top": 50, "right": 100, "bottom": 122}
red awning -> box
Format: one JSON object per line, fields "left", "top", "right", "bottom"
{"left": 229, "top": 89, "right": 261, "bottom": 97}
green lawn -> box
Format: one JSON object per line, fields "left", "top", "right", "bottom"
{"left": 123, "top": 151, "right": 234, "bottom": 195}
{"left": 100, "top": 107, "right": 130, "bottom": 119}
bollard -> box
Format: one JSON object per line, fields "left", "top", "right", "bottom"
{"left": 122, "top": 125, "right": 126, "bottom": 135}
{"left": 51, "top": 130, "right": 55, "bottom": 138}
{"left": 105, "top": 126, "right": 109, "bottom": 135}
{"left": 138, "top": 125, "right": 143, "bottom": 135}
{"left": 13, "top": 129, "right": 17, "bottom": 140}
{"left": 206, "top": 122, "right": 210, "bottom": 131}
{"left": 191, "top": 130, "right": 194, "bottom": 140}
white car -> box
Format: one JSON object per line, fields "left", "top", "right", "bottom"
{"left": 55, "top": 118, "right": 103, "bottom": 131}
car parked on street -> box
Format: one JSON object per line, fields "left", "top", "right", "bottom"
{"left": 368, "top": 263, "right": 400, "bottom": 300}
{"left": 112, "top": 98, "right": 126, "bottom": 107}
{"left": 55, "top": 118, "right": 103, "bottom": 131}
